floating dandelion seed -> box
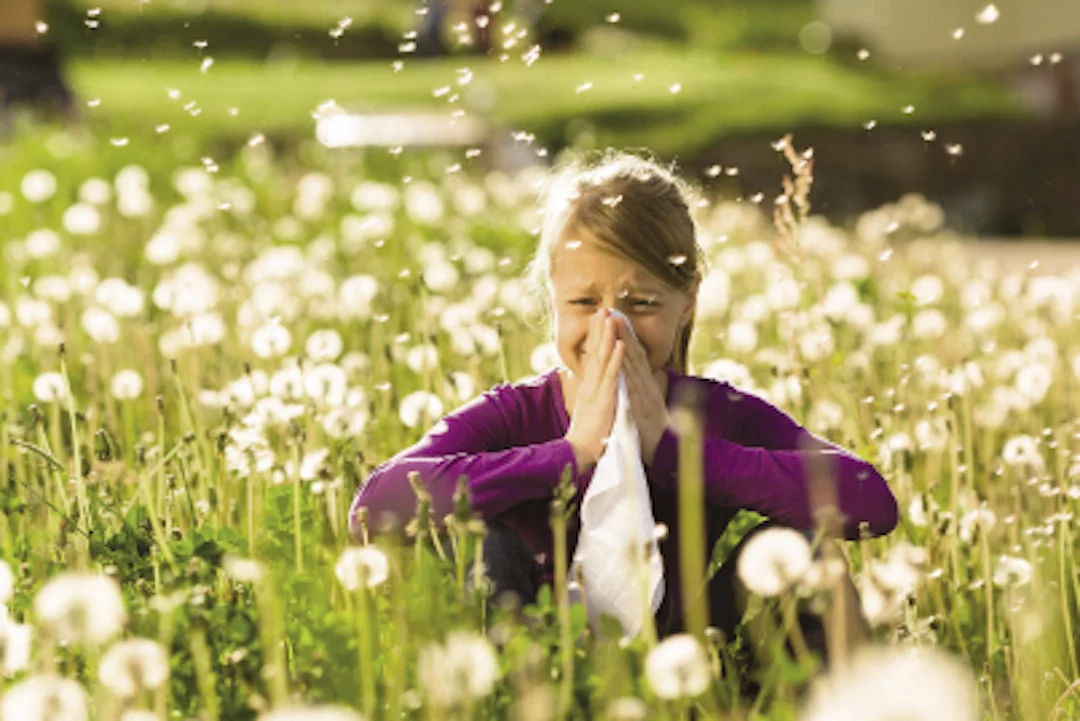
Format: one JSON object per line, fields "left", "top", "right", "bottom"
{"left": 902, "top": 104, "right": 915, "bottom": 114}
{"left": 247, "top": 133, "right": 265, "bottom": 147}
{"left": 922, "top": 129, "right": 937, "bottom": 141}
{"left": 228, "top": 107, "right": 239, "bottom": 116}
{"left": 565, "top": 239, "right": 583, "bottom": 250}
{"left": 433, "top": 85, "right": 451, "bottom": 97}
{"left": 750, "top": 192, "right": 765, "bottom": 204}
{"left": 1049, "top": 52, "right": 1063, "bottom": 64}
{"left": 193, "top": 40, "right": 208, "bottom": 49}
{"left": 87, "top": 97, "right": 101, "bottom": 107}
{"left": 669, "top": 82, "right": 682, "bottom": 94}
{"left": 465, "top": 148, "right": 482, "bottom": 158}
{"left": 457, "top": 67, "right": 473, "bottom": 85}
{"left": 200, "top": 57, "right": 214, "bottom": 73}
{"left": 399, "top": 41, "right": 417, "bottom": 53}
{"left": 953, "top": 27, "right": 966, "bottom": 39}
{"left": 607, "top": 12, "right": 621, "bottom": 22}
{"left": 601, "top": 194, "right": 624, "bottom": 207}
{"left": 668, "top": 254, "right": 688, "bottom": 266}
{"left": 155, "top": 124, "right": 170, "bottom": 133}
{"left": 705, "top": 165, "right": 722, "bottom": 177}
{"left": 946, "top": 143, "right": 964, "bottom": 156}
{"left": 863, "top": 119, "right": 878, "bottom": 130}
{"left": 167, "top": 88, "right": 180, "bottom": 100}
{"left": 576, "top": 81, "right": 594, "bottom": 93}
{"left": 857, "top": 48, "right": 870, "bottom": 60}
{"left": 35, "top": 21, "right": 48, "bottom": 34}
{"left": 392, "top": 60, "right": 404, "bottom": 72}
{"left": 633, "top": 73, "right": 644, "bottom": 81}
{"left": 976, "top": 3, "right": 1000, "bottom": 24}
{"left": 522, "top": 44, "right": 541, "bottom": 66}
{"left": 1030, "top": 53, "right": 1044, "bottom": 65}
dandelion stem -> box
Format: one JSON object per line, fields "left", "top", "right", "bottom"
{"left": 550, "top": 470, "right": 575, "bottom": 720}
{"left": 292, "top": 443, "right": 303, "bottom": 573}
{"left": 673, "top": 392, "right": 708, "bottom": 642}
{"left": 356, "top": 584, "right": 377, "bottom": 719}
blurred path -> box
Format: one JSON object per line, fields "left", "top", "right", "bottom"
{"left": 960, "top": 239, "right": 1080, "bottom": 275}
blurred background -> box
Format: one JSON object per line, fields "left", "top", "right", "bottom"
{"left": 1, "top": 0, "right": 1078, "bottom": 237}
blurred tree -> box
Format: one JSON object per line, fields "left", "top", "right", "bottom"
{"left": 819, "top": 0, "right": 1078, "bottom": 114}
{"left": 0, "top": 0, "right": 75, "bottom": 126}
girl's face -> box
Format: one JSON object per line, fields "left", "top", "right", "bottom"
{"left": 548, "top": 229, "right": 698, "bottom": 380}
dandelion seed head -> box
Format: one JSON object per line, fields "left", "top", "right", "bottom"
{"left": 418, "top": 631, "right": 500, "bottom": 707}
{"left": 34, "top": 573, "right": 126, "bottom": 645}
{"left": 335, "top": 546, "right": 389, "bottom": 590}
{"left": 98, "top": 638, "right": 169, "bottom": 697}
{"left": 21, "top": 169, "right": 57, "bottom": 203}
{"left": 1, "top": 675, "right": 88, "bottom": 721}
{"left": 736, "top": 527, "right": 812, "bottom": 596}
{"left": 644, "top": 634, "right": 711, "bottom": 699}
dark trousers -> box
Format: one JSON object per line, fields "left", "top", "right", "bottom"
{"left": 473, "top": 518, "right": 865, "bottom": 668}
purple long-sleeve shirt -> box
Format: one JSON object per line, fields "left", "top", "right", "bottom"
{"left": 350, "top": 365, "right": 897, "bottom": 616}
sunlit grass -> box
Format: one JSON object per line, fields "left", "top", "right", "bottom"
{"left": 67, "top": 51, "right": 1024, "bottom": 155}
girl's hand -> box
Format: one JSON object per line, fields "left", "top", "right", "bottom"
{"left": 565, "top": 309, "right": 626, "bottom": 472}
{"left": 613, "top": 316, "right": 671, "bottom": 467}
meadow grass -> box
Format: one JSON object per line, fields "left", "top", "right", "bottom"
{"left": 0, "top": 124, "right": 1077, "bottom": 720}
{"left": 62, "top": 51, "right": 1023, "bottom": 158}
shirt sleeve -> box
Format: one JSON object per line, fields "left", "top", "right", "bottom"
{"left": 348, "top": 385, "right": 580, "bottom": 540}
{"left": 647, "top": 383, "right": 898, "bottom": 540}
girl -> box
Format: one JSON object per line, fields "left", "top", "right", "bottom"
{"left": 349, "top": 151, "right": 898, "bottom": 654}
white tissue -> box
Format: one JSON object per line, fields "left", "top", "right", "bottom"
{"left": 575, "top": 308, "right": 665, "bottom": 638}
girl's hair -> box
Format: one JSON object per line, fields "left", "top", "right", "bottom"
{"left": 524, "top": 149, "right": 707, "bottom": 374}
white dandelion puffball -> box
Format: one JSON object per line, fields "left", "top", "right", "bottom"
{"left": 62, "top": 203, "right": 102, "bottom": 235}
{"left": 1002, "top": 435, "right": 1044, "bottom": 470}
{"left": 258, "top": 705, "right": 366, "bottom": 721}
{"left": 0, "top": 559, "right": 14, "bottom": 603}
{"left": 34, "top": 573, "right": 127, "bottom": 645}
{"left": 223, "top": 555, "right": 266, "bottom": 584}
{"left": 81, "top": 306, "right": 120, "bottom": 344}
{"left": 98, "top": 638, "right": 169, "bottom": 697}
{"left": 800, "top": 645, "right": 979, "bottom": 721}
{"left": 119, "top": 711, "right": 159, "bottom": 721}
{"left": 32, "top": 372, "right": 68, "bottom": 403}
{"left": 2, "top": 675, "right": 88, "bottom": 721}
{"left": 993, "top": 555, "right": 1033, "bottom": 588}
{"left": 305, "top": 328, "right": 344, "bottom": 362}
{"left": 0, "top": 620, "right": 33, "bottom": 676}
{"left": 111, "top": 369, "right": 145, "bottom": 401}
{"left": 418, "top": 631, "right": 501, "bottom": 707}
{"left": 21, "top": 169, "right": 57, "bottom": 203}
{"left": 25, "top": 228, "right": 62, "bottom": 259}
{"left": 251, "top": 322, "right": 291, "bottom": 359}
{"left": 335, "top": 546, "right": 389, "bottom": 590}
{"left": 399, "top": 390, "right": 444, "bottom": 429}
{"left": 644, "top": 634, "right": 711, "bottom": 699}
{"left": 736, "top": 527, "right": 813, "bottom": 597}
{"left": 78, "top": 177, "right": 112, "bottom": 205}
